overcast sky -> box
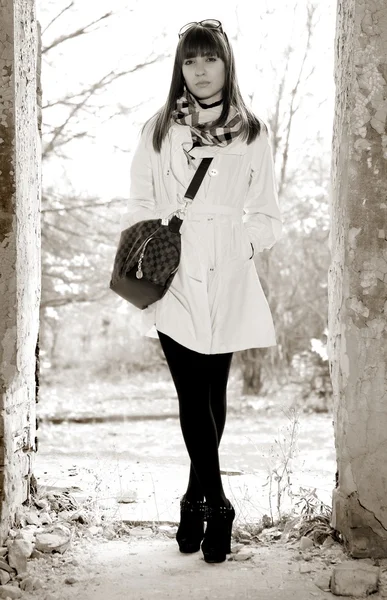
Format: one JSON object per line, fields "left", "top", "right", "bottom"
{"left": 37, "top": 0, "right": 336, "bottom": 207}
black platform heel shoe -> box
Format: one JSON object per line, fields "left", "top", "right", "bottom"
{"left": 201, "top": 499, "right": 235, "bottom": 563}
{"left": 176, "top": 495, "right": 207, "bottom": 553}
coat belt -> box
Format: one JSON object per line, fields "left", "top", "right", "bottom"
{"left": 185, "top": 204, "right": 243, "bottom": 216}
{"left": 159, "top": 203, "right": 243, "bottom": 223}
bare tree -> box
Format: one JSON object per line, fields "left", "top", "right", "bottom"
{"left": 235, "top": 1, "right": 332, "bottom": 397}
{"left": 38, "top": 2, "right": 169, "bottom": 360}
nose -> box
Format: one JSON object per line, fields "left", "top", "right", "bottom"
{"left": 195, "top": 61, "right": 205, "bottom": 76}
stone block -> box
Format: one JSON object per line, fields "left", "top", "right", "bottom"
{"left": 0, "top": 584, "right": 22, "bottom": 599}
{"left": 330, "top": 561, "right": 380, "bottom": 596}
{"left": 300, "top": 536, "right": 314, "bottom": 550}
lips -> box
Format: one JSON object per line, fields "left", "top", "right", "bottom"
{"left": 196, "top": 81, "right": 210, "bottom": 86}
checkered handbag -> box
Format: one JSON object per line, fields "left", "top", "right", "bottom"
{"left": 109, "top": 157, "right": 213, "bottom": 309}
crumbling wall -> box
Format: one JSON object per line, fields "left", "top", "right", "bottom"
{"left": 329, "top": 0, "right": 387, "bottom": 557}
{"left": 0, "top": 0, "right": 41, "bottom": 543}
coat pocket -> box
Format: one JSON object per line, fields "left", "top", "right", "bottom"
{"left": 240, "top": 225, "right": 254, "bottom": 262}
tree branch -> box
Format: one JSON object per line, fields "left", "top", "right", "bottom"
{"left": 42, "top": 57, "right": 167, "bottom": 159}
{"left": 42, "top": 10, "right": 113, "bottom": 54}
{"left": 41, "top": 197, "right": 125, "bottom": 213}
{"left": 278, "top": 4, "right": 316, "bottom": 197}
{"left": 41, "top": 1, "right": 74, "bottom": 36}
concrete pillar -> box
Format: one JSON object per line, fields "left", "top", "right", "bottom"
{"left": 0, "top": 0, "right": 41, "bottom": 542}
{"left": 329, "top": 0, "right": 387, "bottom": 557}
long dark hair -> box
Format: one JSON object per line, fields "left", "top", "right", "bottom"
{"left": 145, "top": 24, "right": 264, "bottom": 152}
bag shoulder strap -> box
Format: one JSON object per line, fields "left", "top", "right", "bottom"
{"left": 183, "top": 157, "right": 213, "bottom": 201}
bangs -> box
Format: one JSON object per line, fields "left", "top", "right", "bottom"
{"left": 178, "top": 27, "right": 226, "bottom": 63}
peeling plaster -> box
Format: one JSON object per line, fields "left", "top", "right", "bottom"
{"left": 0, "top": 0, "right": 41, "bottom": 544}
{"left": 359, "top": 267, "right": 378, "bottom": 290}
{"left": 343, "top": 464, "right": 357, "bottom": 494}
{"left": 362, "top": 317, "right": 386, "bottom": 337}
{"left": 0, "top": 327, "right": 16, "bottom": 382}
{"left": 349, "top": 227, "right": 362, "bottom": 248}
{"left": 348, "top": 296, "right": 370, "bottom": 317}
{"left": 331, "top": 0, "right": 387, "bottom": 557}
{"left": 339, "top": 324, "right": 350, "bottom": 386}
{"left": 358, "top": 255, "right": 387, "bottom": 290}
{"left": 352, "top": 1, "right": 387, "bottom": 160}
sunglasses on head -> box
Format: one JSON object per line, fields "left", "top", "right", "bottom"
{"left": 178, "top": 19, "right": 223, "bottom": 38}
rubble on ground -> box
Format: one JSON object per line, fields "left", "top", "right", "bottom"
{"left": 1, "top": 489, "right": 385, "bottom": 599}
{"left": 0, "top": 487, "right": 135, "bottom": 599}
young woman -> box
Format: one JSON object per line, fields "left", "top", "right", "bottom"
{"left": 120, "top": 19, "right": 282, "bottom": 563}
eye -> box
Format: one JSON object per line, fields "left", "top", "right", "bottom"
{"left": 184, "top": 59, "right": 194, "bottom": 66}
{"left": 206, "top": 57, "right": 217, "bottom": 62}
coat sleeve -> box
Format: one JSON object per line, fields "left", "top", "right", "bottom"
{"left": 242, "top": 129, "right": 283, "bottom": 253}
{"left": 119, "top": 117, "right": 160, "bottom": 231}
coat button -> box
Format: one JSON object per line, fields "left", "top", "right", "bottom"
{"left": 209, "top": 168, "right": 218, "bottom": 177}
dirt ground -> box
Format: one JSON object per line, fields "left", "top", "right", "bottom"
{"left": 26, "top": 530, "right": 349, "bottom": 600}
{"left": 35, "top": 371, "right": 336, "bottom": 525}
{"left": 2, "top": 371, "right": 384, "bottom": 599}
{"left": 20, "top": 371, "right": 352, "bottom": 599}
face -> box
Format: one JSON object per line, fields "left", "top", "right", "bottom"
{"left": 182, "top": 55, "right": 225, "bottom": 104}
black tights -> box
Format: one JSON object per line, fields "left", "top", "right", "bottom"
{"left": 157, "top": 330, "right": 233, "bottom": 506}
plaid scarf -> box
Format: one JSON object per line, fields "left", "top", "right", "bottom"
{"left": 171, "top": 89, "right": 242, "bottom": 147}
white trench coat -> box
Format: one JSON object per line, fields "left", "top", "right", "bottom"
{"left": 119, "top": 116, "right": 283, "bottom": 354}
